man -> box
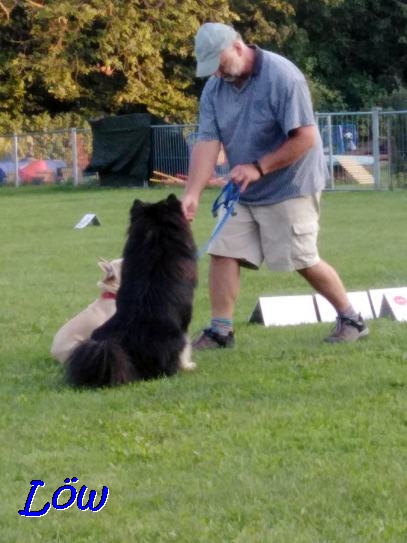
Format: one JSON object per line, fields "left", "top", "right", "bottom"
{"left": 182, "top": 22, "right": 369, "bottom": 349}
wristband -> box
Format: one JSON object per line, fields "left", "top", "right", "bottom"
{"left": 252, "top": 160, "right": 264, "bottom": 176}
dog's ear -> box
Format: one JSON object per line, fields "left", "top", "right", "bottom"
{"left": 97, "top": 258, "right": 122, "bottom": 292}
{"left": 110, "top": 258, "right": 123, "bottom": 279}
{"left": 98, "top": 258, "right": 114, "bottom": 277}
{"left": 166, "top": 194, "right": 181, "bottom": 212}
{"left": 130, "top": 199, "right": 144, "bottom": 217}
{"left": 166, "top": 194, "right": 179, "bottom": 204}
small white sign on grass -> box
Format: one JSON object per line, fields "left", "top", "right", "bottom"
{"left": 249, "top": 295, "right": 318, "bottom": 327}
{"left": 74, "top": 214, "right": 101, "bottom": 229}
{"left": 314, "top": 291, "right": 374, "bottom": 322}
{"left": 369, "top": 287, "right": 407, "bottom": 318}
{"left": 377, "top": 287, "right": 407, "bottom": 322}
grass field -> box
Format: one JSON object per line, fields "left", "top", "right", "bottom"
{"left": 1, "top": 185, "right": 407, "bottom": 542}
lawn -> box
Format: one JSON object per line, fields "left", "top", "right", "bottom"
{"left": 1, "top": 185, "right": 407, "bottom": 542}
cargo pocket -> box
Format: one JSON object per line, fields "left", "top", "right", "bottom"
{"left": 291, "top": 221, "right": 319, "bottom": 265}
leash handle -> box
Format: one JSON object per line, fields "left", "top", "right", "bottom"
{"left": 211, "top": 180, "right": 240, "bottom": 217}
{"left": 197, "top": 181, "right": 240, "bottom": 258}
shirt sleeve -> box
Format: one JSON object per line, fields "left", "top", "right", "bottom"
{"left": 197, "top": 82, "right": 221, "bottom": 142}
{"left": 278, "top": 78, "right": 316, "bottom": 136}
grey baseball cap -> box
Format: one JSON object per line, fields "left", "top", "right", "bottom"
{"left": 194, "top": 23, "right": 238, "bottom": 77}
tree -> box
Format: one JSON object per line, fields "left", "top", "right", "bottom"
{"left": 232, "top": 0, "right": 406, "bottom": 110}
{"left": 0, "top": 0, "right": 406, "bottom": 131}
{"left": 0, "top": 0, "right": 234, "bottom": 130}
{"left": 225, "top": 0, "right": 348, "bottom": 110}
{"left": 285, "top": 0, "right": 407, "bottom": 109}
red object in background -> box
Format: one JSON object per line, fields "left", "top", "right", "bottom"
{"left": 19, "top": 160, "right": 54, "bottom": 183}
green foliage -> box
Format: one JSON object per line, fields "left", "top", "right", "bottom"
{"left": 1, "top": 186, "right": 407, "bottom": 541}
{"left": 0, "top": 0, "right": 234, "bottom": 129}
{"left": 0, "top": 0, "right": 406, "bottom": 127}
{"left": 232, "top": 0, "right": 407, "bottom": 110}
{"left": 282, "top": 0, "right": 407, "bottom": 110}
{"left": 229, "top": 0, "right": 295, "bottom": 45}
{"left": 379, "top": 86, "right": 407, "bottom": 110}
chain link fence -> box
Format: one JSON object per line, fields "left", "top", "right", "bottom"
{"left": 316, "top": 109, "right": 407, "bottom": 190}
{"left": 0, "top": 128, "right": 95, "bottom": 187}
{"left": 1, "top": 109, "right": 406, "bottom": 190}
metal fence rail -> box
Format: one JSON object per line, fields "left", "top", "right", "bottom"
{"left": 1, "top": 109, "right": 406, "bottom": 190}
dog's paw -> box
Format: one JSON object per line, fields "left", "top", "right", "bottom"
{"left": 180, "top": 360, "right": 196, "bottom": 372}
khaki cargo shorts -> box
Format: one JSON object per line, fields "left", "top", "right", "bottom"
{"left": 207, "top": 193, "right": 321, "bottom": 271}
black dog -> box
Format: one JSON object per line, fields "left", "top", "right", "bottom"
{"left": 66, "top": 194, "right": 198, "bottom": 387}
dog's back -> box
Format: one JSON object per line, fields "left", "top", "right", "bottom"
{"left": 66, "top": 195, "right": 197, "bottom": 387}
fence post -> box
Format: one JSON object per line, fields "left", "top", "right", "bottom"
{"left": 71, "top": 128, "right": 79, "bottom": 186}
{"left": 372, "top": 107, "right": 381, "bottom": 189}
{"left": 326, "top": 114, "right": 335, "bottom": 189}
{"left": 386, "top": 115, "right": 393, "bottom": 190}
{"left": 316, "top": 113, "right": 334, "bottom": 190}
{"left": 12, "top": 133, "right": 20, "bottom": 187}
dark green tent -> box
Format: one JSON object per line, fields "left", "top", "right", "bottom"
{"left": 85, "top": 113, "right": 152, "bottom": 186}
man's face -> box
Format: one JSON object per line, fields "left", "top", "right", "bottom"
{"left": 215, "top": 44, "right": 245, "bottom": 82}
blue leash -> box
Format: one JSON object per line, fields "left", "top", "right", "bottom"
{"left": 197, "top": 180, "right": 240, "bottom": 258}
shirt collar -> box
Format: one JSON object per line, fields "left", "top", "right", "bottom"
{"left": 250, "top": 45, "right": 263, "bottom": 76}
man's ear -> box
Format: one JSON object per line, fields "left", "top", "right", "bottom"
{"left": 231, "top": 39, "right": 244, "bottom": 57}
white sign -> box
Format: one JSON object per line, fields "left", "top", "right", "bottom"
{"left": 378, "top": 287, "right": 407, "bottom": 321}
{"left": 248, "top": 286, "right": 407, "bottom": 328}
{"left": 74, "top": 214, "right": 101, "bottom": 229}
{"left": 249, "top": 295, "right": 318, "bottom": 327}
{"left": 369, "top": 287, "right": 407, "bottom": 318}
{"left": 315, "top": 291, "right": 374, "bottom": 322}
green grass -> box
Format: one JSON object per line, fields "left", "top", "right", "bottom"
{"left": 1, "top": 185, "right": 407, "bottom": 542}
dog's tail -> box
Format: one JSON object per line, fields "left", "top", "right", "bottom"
{"left": 66, "top": 339, "right": 137, "bottom": 388}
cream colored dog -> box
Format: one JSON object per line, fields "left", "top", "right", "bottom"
{"left": 51, "top": 258, "right": 122, "bottom": 363}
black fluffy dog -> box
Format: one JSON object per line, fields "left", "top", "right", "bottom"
{"left": 67, "top": 194, "right": 197, "bottom": 387}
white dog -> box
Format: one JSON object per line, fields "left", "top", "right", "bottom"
{"left": 51, "top": 258, "right": 122, "bottom": 363}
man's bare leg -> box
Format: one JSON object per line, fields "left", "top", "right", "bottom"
{"left": 209, "top": 255, "right": 240, "bottom": 319}
{"left": 297, "top": 259, "right": 351, "bottom": 313}
{"left": 298, "top": 259, "right": 369, "bottom": 342}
